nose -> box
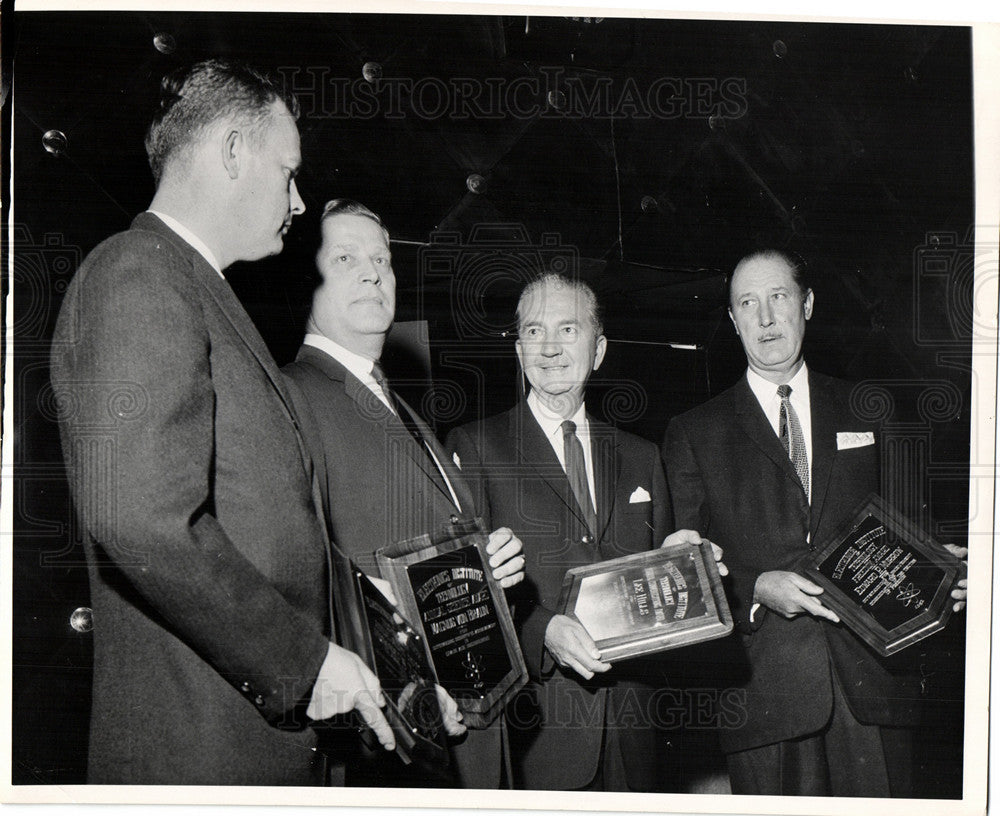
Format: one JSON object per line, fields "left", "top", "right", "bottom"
{"left": 540, "top": 337, "right": 561, "bottom": 357}
{"left": 758, "top": 299, "right": 775, "bottom": 327}
{"left": 359, "top": 259, "right": 382, "bottom": 285}
{"left": 289, "top": 179, "right": 305, "bottom": 216}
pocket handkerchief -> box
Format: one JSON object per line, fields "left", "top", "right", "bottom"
{"left": 452, "top": 452, "right": 462, "bottom": 469}
{"left": 629, "top": 486, "right": 652, "bottom": 503}
{"left": 837, "top": 431, "right": 875, "bottom": 450}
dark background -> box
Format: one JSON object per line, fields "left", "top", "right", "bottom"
{"left": 8, "top": 11, "right": 973, "bottom": 793}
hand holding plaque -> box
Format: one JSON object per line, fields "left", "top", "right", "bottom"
{"left": 557, "top": 539, "right": 734, "bottom": 661}
{"left": 377, "top": 517, "right": 528, "bottom": 729}
{"left": 799, "top": 493, "right": 966, "bottom": 656}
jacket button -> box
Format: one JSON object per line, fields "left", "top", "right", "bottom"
{"left": 254, "top": 694, "right": 265, "bottom": 707}
{"left": 582, "top": 534, "right": 594, "bottom": 545}
{"left": 240, "top": 682, "right": 251, "bottom": 693}
{"left": 450, "top": 514, "right": 459, "bottom": 524}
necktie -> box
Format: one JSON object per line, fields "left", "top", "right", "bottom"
{"left": 372, "top": 361, "right": 461, "bottom": 511}
{"left": 561, "top": 420, "right": 598, "bottom": 534}
{"left": 777, "top": 384, "right": 810, "bottom": 497}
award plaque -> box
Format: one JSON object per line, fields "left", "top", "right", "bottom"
{"left": 800, "top": 493, "right": 965, "bottom": 657}
{"left": 331, "top": 554, "right": 449, "bottom": 767}
{"left": 557, "top": 541, "right": 734, "bottom": 661}
{"left": 376, "top": 518, "right": 527, "bottom": 729}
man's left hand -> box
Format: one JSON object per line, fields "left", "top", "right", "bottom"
{"left": 943, "top": 543, "right": 968, "bottom": 613}
{"left": 487, "top": 527, "right": 525, "bottom": 589}
{"left": 661, "top": 529, "right": 728, "bottom": 577}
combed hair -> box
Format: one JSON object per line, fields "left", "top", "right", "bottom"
{"left": 516, "top": 272, "right": 604, "bottom": 335}
{"left": 145, "top": 59, "right": 300, "bottom": 184}
{"left": 728, "top": 248, "right": 810, "bottom": 306}
{"left": 319, "top": 199, "right": 390, "bottom": 241}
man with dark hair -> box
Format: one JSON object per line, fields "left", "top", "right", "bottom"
{"left": 282, "top": 199, "right": 526, "bottom": 788}
{"left": 447, "top": 272, "right": 725, "bottom": 791}
{"left": 50, "top": 60, "right": 394, "bottom": 785}
{"left": 663, "top": 249, "right": 966, "bottom": 796}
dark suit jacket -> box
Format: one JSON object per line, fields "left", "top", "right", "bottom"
{"left": 50, "top": 213, "right": 332, "bottom": 784}
{"left": 282, "top": 345, "right": 505, "bottom": 788}
{"left": 447, "top": 400, "right": 672, "bottom": 790}
{"left": 663, "top": 370, "right": 921, "bottom": 755}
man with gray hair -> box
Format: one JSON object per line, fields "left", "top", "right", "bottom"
{"left": 447, "top": 272, "right": 725, "bottom": 791}
{"left": 51, "top": 60, "right": 393, "bottom": 785}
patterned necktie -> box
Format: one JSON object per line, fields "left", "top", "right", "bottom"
{"left": 561, "top": 420, "right": 598, "bottom": 534}
{"left": 777, "top": 384, "right": 809, "bottom": 497}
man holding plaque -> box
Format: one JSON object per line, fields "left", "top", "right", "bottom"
{"left": 282, "top": 199, "right": 526, "bottom": 788}
{"left": 663, "top": 249, "right": 967, "bottom": 797}
{"left": 447, "top": 273, "right": 725, "bottom": 791}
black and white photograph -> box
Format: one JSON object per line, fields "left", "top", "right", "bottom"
{"left": 2, "top": 1, "right": 996, "bottom": 814}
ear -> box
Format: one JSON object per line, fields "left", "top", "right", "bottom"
{"left": 222, "top": 128, "right": 243, "bottom": 180}
{"left": 803, "top": 289, "right": 815, "bottom": 320}
{"left": 728, "top": 308, "right": 739, "bottom": 335}
{"left": 592, "top": 334, "right": 607, "bottom": 372}
{"left": 514, "top": 338, "right": 525, "bottom": 371}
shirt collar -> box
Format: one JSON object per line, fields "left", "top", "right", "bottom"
{"left": 147, "top": 210, "right": 224, "bottom": 278}
{"left": 527, "top": 389, "right": 589, "bottom": 442}
{"left": 746, "top": 362, "right": 810, "bottom": 405}
{"left": 303, "top": 333, "right": 378, "bottom": 384}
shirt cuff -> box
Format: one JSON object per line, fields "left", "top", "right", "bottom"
{"left": 749, "top": 602, "right": 761, "bottom": 624}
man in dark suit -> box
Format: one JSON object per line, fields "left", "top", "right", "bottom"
{"left": 49, "top": 60, "right": 395, "bottom": 785}
{"left": 447, "top": 273, "right": 725, "bottom": 791}
{"left": 663, "top": 249, "right": 967, "bottom": 796}
{"left": 282, "top": 199, "right": 525, "bottom": 788}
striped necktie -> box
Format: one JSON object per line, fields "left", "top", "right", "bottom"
{"left": 777, "top": 384, "right": 809, "bottom": 498}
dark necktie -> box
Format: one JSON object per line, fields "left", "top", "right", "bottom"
{"left": 561, "top": 420, "right": 598, "bottom": 534}
{"left": 777, "top": 384, "right": 810, "bottom": 497}
{"left": 372, "top": 361, "right": 460, "bottom": 510}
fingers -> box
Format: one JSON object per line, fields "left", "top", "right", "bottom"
{"left": 660, "top": 528, "right": 702, "bottom": 547}
{"left": 355, "top": 688, "right": 395, "bottom": 751}
{"left": 800, "top": 594, "right": 840, "bottom": 624}
{"left": 487, "top": 529, "right": 526, "bottom": 587}
{"left": 434, "top": 685, "right": 467, "bottom": 737}
{"left": 705, "top": 540, "right": 729, "bottom": 576}
{"left": 486, "top": 527, "right": 514, "bottom": 554}
{"left": 369, "top": 575, "right": 398, "bottom": 607}
{"left": 788, "top": 573, "right": 826, "bottom": 596}
{"left": 943, "top": 543, "right": 969, "bottom": 560}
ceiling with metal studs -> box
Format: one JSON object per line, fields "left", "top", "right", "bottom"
{"left": 12, "top": 10, "right": 974, "bottom": 399}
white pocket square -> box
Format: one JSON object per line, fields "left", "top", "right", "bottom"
{"left": 837, "top": 431, "right": 874, "bottom": 450}
{"left": 629, "top": 486, "right": 651, "bottom": 503}
{"left": 452, "top": 452, "right": 462, "bottom": 469}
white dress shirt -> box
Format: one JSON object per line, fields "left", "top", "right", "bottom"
{"left": 527, "top": 389, "right": 597, "bottom": 513}
{"left": 147, "top": 210, "right": 223, "bottom": 279}
{"left": 303, "top": 333, "right": 462, "bottom": 511}
{"left": 746, "top": 363, "right": 813, "bottom": 504}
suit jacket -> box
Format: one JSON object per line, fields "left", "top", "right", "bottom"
{"left": 447, "top": 400, "right": 672, "bottom": 790}
{"left": 49, "top": 213, "right": 332, "bottom": 784}
{"left": 281, "top": 345, "right": 505, "bottom": 788}
{"left": 663, "top": 370, "right": 922, "bottom": 754}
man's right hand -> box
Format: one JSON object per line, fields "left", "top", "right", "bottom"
{"left": 753, "top": 570, "right": 840, "bottom": 623}
{"left": 307, "top": 642, "right": 396, "bottom": 751}
{"left": 544, "top": 614, "right": 612, "bottom": 680}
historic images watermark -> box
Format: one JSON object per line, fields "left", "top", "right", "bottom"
{"left": 279, "top": 66, "right": 749, "bottom": 122}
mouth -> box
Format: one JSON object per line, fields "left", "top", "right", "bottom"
{"left": 758, "top": 334, "right": 783, "bottom": 343}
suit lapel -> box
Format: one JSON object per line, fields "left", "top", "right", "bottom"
{"left": 512, "top": 401, "right": 594, "bottom": 534}
{"left": 298, "top": 347, "right": 460, "bottom": 512}
{"left": 134, "top": 214, "right": 312, "bottom": 473}
{"left": 733, "top": 375, "right": 803, "bottom": 492}
{"left": 395, "top": 393, "right": 468, "bottom": 512}
{"left": 807, "top": 372, "right": 840, "bottom": 539}
{"left": 589, "top": 417, "right": 618, "bottom": 545}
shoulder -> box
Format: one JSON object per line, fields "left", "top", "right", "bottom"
{"left": 668, "top": 380, "right": 742, "bottom": 433}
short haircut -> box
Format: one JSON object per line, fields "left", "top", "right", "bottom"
{"left": 516, "top": 272, "right": 604, "bottom": 336}
{"left": 319, "top": 199, "right": 390, "bottom": 241}
{"left": 728, "top": 248, "right": 809, "bottom": 307}
{"left": 145, "top": 59, "right": 300, "bottom": 184}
